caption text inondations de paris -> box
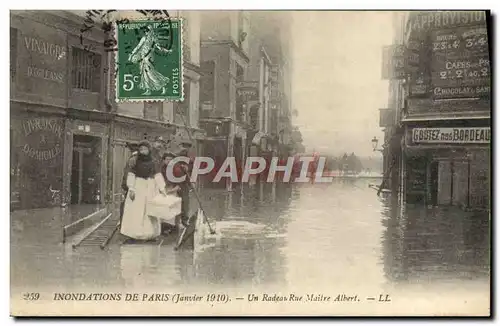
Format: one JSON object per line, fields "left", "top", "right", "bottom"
{"left": 47, "top": 292, "right": 392, "bottom": 304}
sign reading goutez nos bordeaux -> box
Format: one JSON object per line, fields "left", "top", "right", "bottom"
{"left": 412, "top": 127, "right": 490, "bottom": 144}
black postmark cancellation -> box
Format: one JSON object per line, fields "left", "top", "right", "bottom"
{"left": 78, "top": 10, "right": 174, "bottom": 75}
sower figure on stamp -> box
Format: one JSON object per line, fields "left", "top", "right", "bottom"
{"left": 120, "top": 140, "right": 167, "bottom": 242}
{"left": 128, "top": 25, "right": 170, "bottom": 96}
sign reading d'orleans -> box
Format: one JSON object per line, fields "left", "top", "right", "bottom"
{"left": 412, "top": 127, "right": 490, "bottom": 144}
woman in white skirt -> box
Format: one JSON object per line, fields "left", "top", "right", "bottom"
{"left": 120, "top": 140, "right": 166, "bottom": 241}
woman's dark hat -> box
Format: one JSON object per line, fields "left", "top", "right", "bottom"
{"left": 138, "top": 140, "right": 152, "bottom": 148}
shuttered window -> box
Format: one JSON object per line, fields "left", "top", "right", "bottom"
{"left": 71, "top": 47, "right": 102, "bottom": 92}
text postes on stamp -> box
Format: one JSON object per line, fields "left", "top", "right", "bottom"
{"left": 116, "top": 19, "right": 183, "bottom": 102}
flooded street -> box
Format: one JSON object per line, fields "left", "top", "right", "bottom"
{"left": 11, "top": 178, "right": 490, "bottom": 306}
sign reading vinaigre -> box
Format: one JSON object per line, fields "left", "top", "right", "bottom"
{"left": 412, "top": 127, "right": 490, "bottom": 144}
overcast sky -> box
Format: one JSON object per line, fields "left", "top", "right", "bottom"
{"left": 290, "top": 11, "right": 393, "bottom": 157}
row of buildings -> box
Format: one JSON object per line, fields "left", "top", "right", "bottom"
{"left": 10, "top": 10, "right": 296, "bottom": 210}
{"left": 380, "top": 11, "right": 490, "bottom": 211}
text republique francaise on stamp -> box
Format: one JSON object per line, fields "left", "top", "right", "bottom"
{"left": 115, "top": 19, "right": 183, "bottom": 102}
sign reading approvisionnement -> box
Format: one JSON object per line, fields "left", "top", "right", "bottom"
{"left": 412, "top": 127, "right": 490, "bottom": 144}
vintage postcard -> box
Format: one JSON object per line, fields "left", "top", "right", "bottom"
{"left": 9, "top": 9, "right": 491, "bottom": 317}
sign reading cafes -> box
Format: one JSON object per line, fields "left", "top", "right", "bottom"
{"left": 412, "top": 127, "right": 490, "bottom": 144}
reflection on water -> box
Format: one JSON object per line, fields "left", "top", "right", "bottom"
{"left": 11, "top": 178, "right": 490, "bottom": 293}
{"left": 382, "top": 196, "right": 490, "bottom": 284}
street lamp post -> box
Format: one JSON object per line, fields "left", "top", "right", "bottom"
{"left": 371, "top": 136, "right": 384, "bottom": 153}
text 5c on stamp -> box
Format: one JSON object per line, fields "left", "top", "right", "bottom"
{"left": 115, "top": 18, "right": 183, "bottom": 102}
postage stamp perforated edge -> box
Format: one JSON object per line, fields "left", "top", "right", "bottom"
{"left": 113, "top": 16, "right": 185, "bottom": 103}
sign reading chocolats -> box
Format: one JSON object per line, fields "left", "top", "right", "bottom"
{"left": 411, "top": 127, "right": 490, "bottom": 144}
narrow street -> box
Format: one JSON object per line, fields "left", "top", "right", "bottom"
{"left": 11, "top": 179, "right": 489, "bottom": 299}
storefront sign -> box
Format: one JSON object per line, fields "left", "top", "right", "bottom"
{"left": 428, "top": 20, "right": 490, "bottom": 100}
{"left": 431, "top": 26, "right": 489, "bottom": 57}
{"left": 236, "top": 81, "right": 259, "bottom": 102}
{"left": 408, "top": 11, "right": 487, "bottom": 32}
{"left": 15, "top": 19, "right": 68, "bottom": 101}
{"left": 412, "top": 127, "right": 490, "bottom": 144}
{"left": 379, "top": 108, "right": 395, "bottom": 127}
{"left": 431, "top": 56, "right": 490, "bottom": 86}
{"left": 382, "top": 45, "right": 406, "bottom": 79}
{"left": 381, "top": 45, "right": 419, "bottom": 80}
{"left": 407, "top": 97, "right": 490, "bottom": 115}
{"left": 21, "top": 118, "right": 63, "bottom": 161}
{"left": 409, "top": 74, "right": 430, "bottom": 96}
{"left": 432, "top": 85, "right": 490, "bottom": 98}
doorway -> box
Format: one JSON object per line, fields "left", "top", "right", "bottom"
{"left": 429, "top": 161, "right": 439, "bottom": 206}
{"left": 71, "top": 134, "right": 102, "bottom": 205}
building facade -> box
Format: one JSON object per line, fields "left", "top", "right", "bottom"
{"left": 381, "top": 11, "right": 491, "bottom": 211}
{"left": 10, "top": 11, "right": 111, "bottom": 210}
{"left": 198, "top": 11, "right": 294, "bottom": 189}
{"left": 110, "top": 10, "right": 204, "bottom": 203}
{"left": 10, "top": 10, "right": 204, "bottom": 211}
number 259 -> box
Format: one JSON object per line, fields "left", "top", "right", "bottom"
{"left": 23, "top": 293, "right": 40, "bottom": 301}
{"left": 123, "top": 74, "right": 140, "bottom": 91}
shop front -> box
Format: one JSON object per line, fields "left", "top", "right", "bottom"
{"left": 10, "top": 11, "right": 109, "bottom": 211}
{"left": 63, "top": 116, "right": 109, "bottom": 206}
{"left": 404, "top": 125, "right": 490, "bottom": 211}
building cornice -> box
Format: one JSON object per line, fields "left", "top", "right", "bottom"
{"left": 402, "top": 112, "right": 490, "bottom": 122}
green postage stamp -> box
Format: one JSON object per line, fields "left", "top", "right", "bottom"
{"left": 115, "top": 18, "right": 183, "bottom": 102}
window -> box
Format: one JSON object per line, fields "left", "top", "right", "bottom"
{"left": 10, "top": 28, "right": 17, "bottom": 81}
{"left": 71, "top": 47, "right": 102, "bottom": 92}
{"left": 236, "top": 63, "right": 244, "bottom": 82}
{"left": 235, "top": 63, "right": 245, "bottom": 122}
{"left": 200, "top": 60, "right": 215, "bottom": 104}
